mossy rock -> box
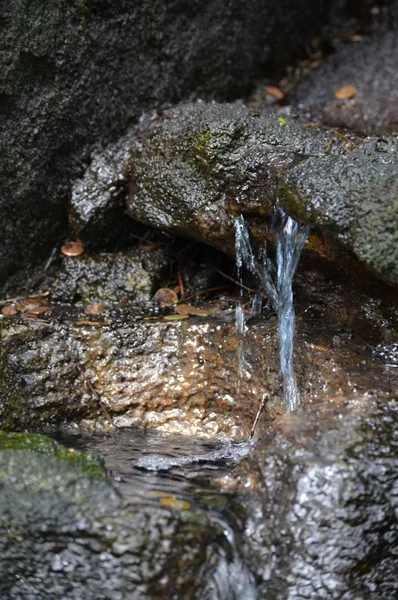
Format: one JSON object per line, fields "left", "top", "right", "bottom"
{"left": 0, "top": 430, "right": 105, "bottom": 478}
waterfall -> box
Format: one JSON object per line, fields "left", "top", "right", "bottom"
{"left": 233, "top": 209, "right": 309, "bottom": 411}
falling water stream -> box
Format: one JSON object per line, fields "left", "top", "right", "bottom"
{"left": 233, "top": 209, "right": 309, "bottom": 411}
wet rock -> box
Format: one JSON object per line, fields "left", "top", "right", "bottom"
{"left": 0, "top": 308, "right": 281, "bottom": 438}
{"left": 69, "top": 141, "right": 133, "bottom": 248}
{"left": 289, "top": 31, "right": 398, "bottom": 135}
{"left": 1, "top": 268, "right": 397, "bottom": 438}
{"left": 239, "top": 396, "right": 398, "bottom": 599}
{"left": 125, "top": 102, "right": 398, "bottom": 285}
{"left": 0, "top": 432, "right": 240, "bottom": 600}
{"left": 51, "top": 247, "right": 169, "bottom": 304}
{"left": 0, "top": 0, "right": 336, "bottom": 286}
{"left": 124, "top": 103, "right": 335, "bottom": 252}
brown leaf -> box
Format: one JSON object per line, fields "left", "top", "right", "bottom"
{"left": 138, "top": 242, "right": 158, "bottom": 251}
{"left": 61, "top": 240, "right": 84, "bottom": 257}
{"left": 175, "top": 303, "right": 208, "bottom": 317}
{"left": 1, "top": 305, "right": 17, "bottom": 316}
{"left": 265, "top": 85, "right": 285, "bottom": 100}
{"left": 334, "top": 85, "right": 357, "bottom": 100}
{"left": 163, "top": 314, "right": 189, "bottom": 321}
{"left": 153, "top": 287, "right": 178, "bottom": 307}
{"left": 75, "top": 319, "right": 101, "bottom": 326}
{"left": 27, "top": 306, "right": 49, "bottom": 315}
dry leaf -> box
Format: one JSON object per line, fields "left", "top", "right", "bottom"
{"left": 159, "top": 496, "right": 191, "bottom": 510}
{"left": 163, "top": 314, "right": 189, "bottom": 321}
{"left": 27, "top": 306, "right": 49, "bottom": 315}
{"left": 175, "top": 303, "right": 208, "bottom": 317}
{"left": 265, "top": 85, "right": 285, "bottom": 100}
{"left": 138, "top": 242, "right": 158, "bottom": 251}
{"left": 1, "top": 304, "right": 17, "bottom": 316}
{"left": 334, "top": 85, "right": 356, "bottom": 100}
{"left": 61, "top": 240, "right": 84, "bottom": 257}
{"left": 75, "top": 319, "right": 101, "bottom": 326}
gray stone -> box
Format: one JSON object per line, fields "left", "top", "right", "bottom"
{"left": 288, "top": 31, "right": 398, "bottom": 135}
{"left": 51, "top": 248, "right": 169, "bottom": 304}
{"left": 125, "top": 102, "right": 398, "bottom": 284}
{"left": 240, "top": 397, "right": 398, "bottom": 599}
{"left": 0, "top": 0, "right": 334, "bottom": 285}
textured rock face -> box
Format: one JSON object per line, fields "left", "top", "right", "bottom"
{"left": 125, "top": 102, "right": 398, "bottom": 284}
{"left": 241, "top": 397, "right": 398, "bottom": 599}
{"left": 0, "top": 309, "right": 281, "bottom": 438}
{"left": 3, "top": 398, "right": 397, "bottom": 600}
{"left": 0, "top": 0, "right": 335, "bottom": 285}
{"left": 289, "top": 31, "right": 398, "bottom": 135}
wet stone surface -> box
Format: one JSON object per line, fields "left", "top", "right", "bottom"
{"left": 121, "top": 102, "right": 398, "bottom": 285}
{"left": 239, "top": 396, "right": 398, "bottom": 599}
{"left": 51, "top": 247, "right": 169, "bottom": 304}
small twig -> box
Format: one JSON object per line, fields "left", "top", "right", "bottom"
{"left": 85, "top": 378, "right": 113, "bottom": 422}
{"left": 250, "top": 392, "right": 268, "bottom": 438}
{"left": 0, "top": 290, "right": 51, "bottom": 305}
{"left": 44, "top": 246, "right": 58, "bottom": 272}
{"left": 184, "top": 285, "right": 227, "bottom": 301}
{"left": 216, "top": 270, "right": 267, "bottom": 298}
{"left": 177, "top": 268, "right": 185, "bottom": 300}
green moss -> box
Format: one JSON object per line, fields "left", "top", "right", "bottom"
{"left": 193, "top": 130, "right": 211, "bottom": 158}
{"left": 0, "top": 430, "right": 106, "bottom": 478}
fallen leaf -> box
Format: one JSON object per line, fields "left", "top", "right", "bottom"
{"left": 27, "top": 306, "right": 49, "bottom": 315}
{"left": 61, "top": 240, "right": 84, "bottom": 257}
{"left": 265, "top": 85, "right": 284, "bottom": 100}
{"left": 1, "top": 305, "right": 17, "bottom": 316}
{"left": 75, "top": 319, "right": 101, "bottom": 326}
{"left": 175, "top": 303, "right": 208, "bottom": 317}
{"left": 84, "top": 302, "right": 105, "bottom": 315}
{"left": 153, "top": 287, "right": 178, "bottom": 307}
{"left": 159, "top": 495, "right": 191, "bottom": 510}
{"left": 334, "top": 85, "right": 357, "bottom": 100}
{"left": 138, "top": 242, "right": 157, "bottom": 251}
{"left": 163, "top": 314, "right": 189, "bottom": 321}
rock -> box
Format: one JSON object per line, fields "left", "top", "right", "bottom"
{"left": 238, "top": 396, "right": 398, "bottom": 599}
{"left": 125, "top": 102, "right": 398, "bottom": 285}
{"left": 288, "top": 31, "right": 398, "bottom": 135}
{"left": 0, "top": 431, "right": 244, "bottom": 599}
{"left": 1, "top": 263, "right": 397, "bottom": 437}
{"left": 0, "top": 308, "right": 281, "bottom": 437}
{"left": 51, "top": 247, "right": 169, "bottom": 304}
{"left": 0, "top": 0, "right": 336, "bottom": 286}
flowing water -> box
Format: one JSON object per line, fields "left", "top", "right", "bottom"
{"left": 233, "top": 209, "right": 309, "bottom": 411}
{"left": 53, "top": 429, "right": 257, "bottom": 600}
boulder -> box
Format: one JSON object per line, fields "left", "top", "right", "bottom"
{"left": 0, "top": 0, "right": 336, "bottom": 285}
{"left": 288, "top": 31, "right": 398, "bottom": 135}
{"left": 124, "top": 102, "right": 398, "bottom": 284}
{"left": 240, "top": 396, "right": 398, "bottom": 599}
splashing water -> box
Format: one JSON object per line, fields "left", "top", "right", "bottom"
{"left": 233, "top": 210, "right": 309, "bottom": 411}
